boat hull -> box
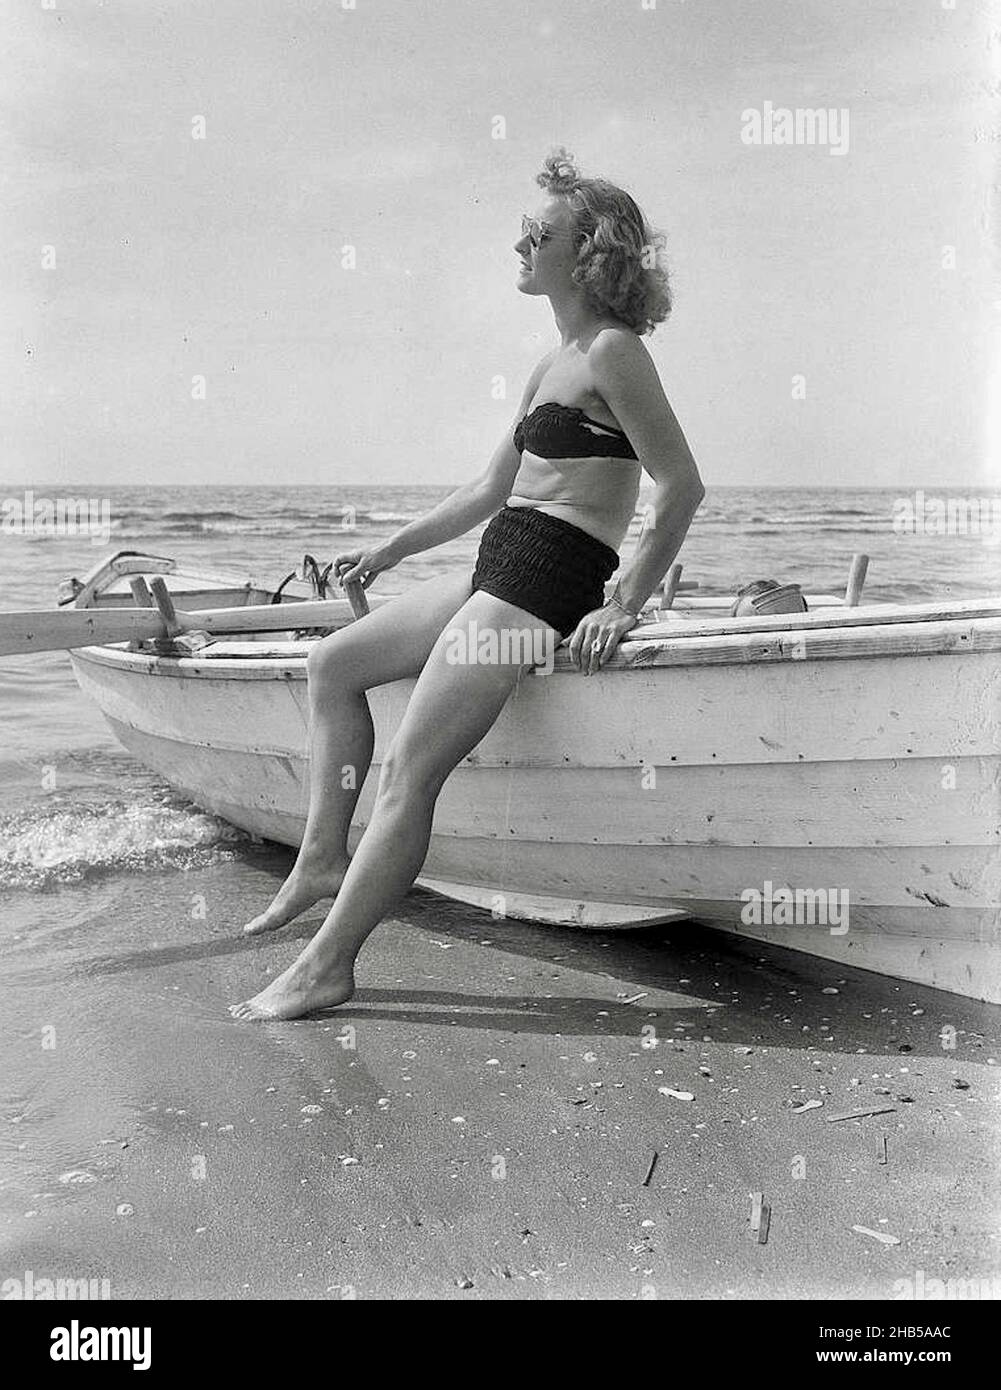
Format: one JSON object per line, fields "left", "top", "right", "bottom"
{"left": 70, "top": 628, "right": 1001, "bottom": 1003}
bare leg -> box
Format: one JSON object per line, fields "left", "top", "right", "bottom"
{"left": 230, "top": 593, "right": 558, "bottom": 1018}
{"left": 242, "top": 572, "right": 474, "bottom": 935}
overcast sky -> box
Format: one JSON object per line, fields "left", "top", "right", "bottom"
{"left": 3, "top": 0, "right": 997, "bottom": 489}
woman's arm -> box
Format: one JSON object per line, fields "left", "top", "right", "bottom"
{"left": 590, "top": 329, "right": 704, "bottom": 613}
{"left": 565, "top": 329, "right": 704, "bottom": 672}
{"left": 336, "top": 354, "right": 555, "bottom": 588}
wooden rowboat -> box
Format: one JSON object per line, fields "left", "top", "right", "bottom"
{"left": 47, "top": 550, "right": 1001, "bottom": 1003}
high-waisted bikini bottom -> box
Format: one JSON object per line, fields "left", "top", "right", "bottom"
{"left": 471, "top": 504, "right": 619, "bottom": 639}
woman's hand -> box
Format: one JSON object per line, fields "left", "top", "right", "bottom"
{"left": 333, "top": 543, "right": 403, "bottom": 591}
{"left": 565, "top": 602, "right": 637, "bottom": 675}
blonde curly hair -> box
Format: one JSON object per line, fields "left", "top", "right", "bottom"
{"left": 536, "top": 147, "right": 671, "bottom": 335}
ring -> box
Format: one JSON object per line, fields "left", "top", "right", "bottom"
{"left": 590, "top": 639, "right": 604, "bottom": 654}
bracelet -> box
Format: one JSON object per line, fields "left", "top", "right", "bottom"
{"left": 609, "top": 592, "right": 641, "bottom": 620}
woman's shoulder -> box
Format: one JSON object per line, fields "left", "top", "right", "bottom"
{"left": 587, "top": 325, "right": 650, "bottom": 375}
{"left": 588, "top": 323, "right": 644, "bottom": 355}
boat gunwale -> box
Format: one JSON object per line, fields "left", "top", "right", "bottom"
{"left": 68, "top": 610, "right": 1001, "bottom": 678}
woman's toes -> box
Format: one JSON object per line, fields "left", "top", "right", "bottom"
{"left": 240, "top": 868, "right": 349, "bottom": 937}
{"left": 242, "top": 917, "right": 278, "bottom": 937}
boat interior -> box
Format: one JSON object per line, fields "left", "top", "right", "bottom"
{"left": 61, "top": 548, "right": 863, "bottom": 659}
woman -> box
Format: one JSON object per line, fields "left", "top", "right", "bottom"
{"left": 230, "top": 149, "right": 704, "bottom": 1021}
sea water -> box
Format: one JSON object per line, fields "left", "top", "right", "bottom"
{"left": 1, "top": 481, "right": 998, "bottom": 897}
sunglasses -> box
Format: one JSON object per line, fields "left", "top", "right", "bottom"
{"left": 521, "top": 214, "right": 573, "bottom": 250}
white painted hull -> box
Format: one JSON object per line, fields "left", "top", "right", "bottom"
{"left": 70, "top": 608, "right": 1001, "bottom": 1002}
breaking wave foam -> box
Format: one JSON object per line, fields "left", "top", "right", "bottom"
{"left": 0, "top": 796, "right": 250, "bottom": 889}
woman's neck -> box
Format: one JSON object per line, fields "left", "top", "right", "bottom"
{"left": 547, "top": 286, "right": 602, "bottom": 347}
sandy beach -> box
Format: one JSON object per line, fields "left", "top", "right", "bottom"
{"left": 2, "top": 839, "right": 997, "bottom": 1301}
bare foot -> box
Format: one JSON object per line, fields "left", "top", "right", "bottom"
{"left": 228, "top": 960, "right": 355, "bottom": 1022}
{"left": 242, "top": 861, "right": 350, "bottom": 937}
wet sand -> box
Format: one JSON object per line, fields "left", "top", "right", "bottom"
{"left": 2, "top": 843, "right": 998, "bottom": 1300}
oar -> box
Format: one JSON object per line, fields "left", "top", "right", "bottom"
{"left": 0, "top": 583, "right": 379, "bottom": 658}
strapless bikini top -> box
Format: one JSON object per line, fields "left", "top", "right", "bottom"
{"left": 514, "top": 401, "right": 638, "bottom": 460}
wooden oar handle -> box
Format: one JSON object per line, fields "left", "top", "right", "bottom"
{"left": 342, "top": 577, "right": 370, "bottom": 620}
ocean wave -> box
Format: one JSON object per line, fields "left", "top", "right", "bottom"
{"left": 164, "top": 519, "right": 298, "bottom": 535}
{"left": 0, "top": 795, "right": 250, "bottom": 890}
{"left": 715, "top": 524, "right": 895, "bottom": 536}
{"left": 103, "top": 504, "right": 895, "bottom": 537}
{"left": 161, "top": 509, "right": 247, "bottom": 521}
{"left": 109, "top": 518, "right": 304, "bottom": 536}
{"left": 627, "top": 511, "right": 891, "bottom": 531}
{"left": 700, "top": 514, "right": 891, "bottom": 527}
{"left": 105, "top": 510, "right": 420, "bottom": 537}
{"left": 768, "top": 513, "right": 889, "bottom": 525}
